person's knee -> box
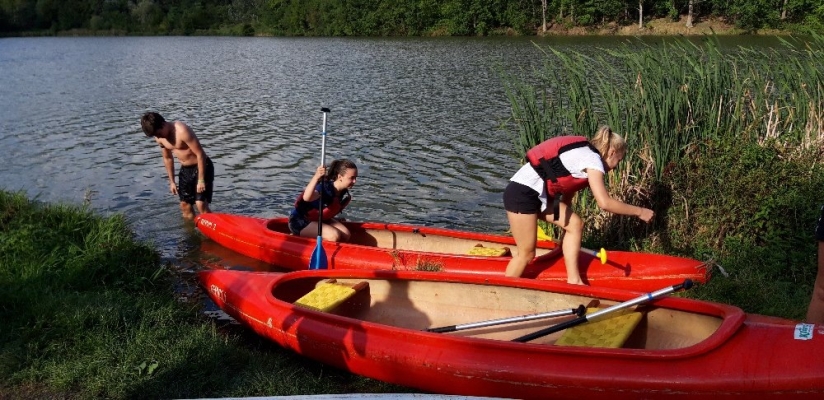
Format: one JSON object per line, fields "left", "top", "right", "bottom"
{"left": 563, "top": 218, "right": 583, "bottom": 236}
{"left": 516, "top": 249, "right": 536, "bottom": 261}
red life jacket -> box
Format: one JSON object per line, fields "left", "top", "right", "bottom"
{"left": 294, "top": 181, "right": 351, "bottom": 221}
{"left": 526, "top": 135, "right": 602, "bottom": 218}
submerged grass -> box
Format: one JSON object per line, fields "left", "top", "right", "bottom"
{"left": 0, "top": 191, "right": 402, "bottom": 399}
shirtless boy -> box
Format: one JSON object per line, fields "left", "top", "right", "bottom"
{"left": 140, "top": 112, "right": 214, "bottom": 220}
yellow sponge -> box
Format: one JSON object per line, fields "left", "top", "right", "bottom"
{"left": 294, "top": 283, "right": 357, "bottom": 312}
{"left": 555, "top": 308, "right": 642, "bottom": 348}
{"left": 468, "top": 245, "right": 510, "bottom": 257}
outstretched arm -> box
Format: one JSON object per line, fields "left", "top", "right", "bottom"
{"left": 587, "top": 169, "right": 654, "bottom": 222}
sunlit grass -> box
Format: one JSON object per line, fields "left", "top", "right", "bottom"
{"left": 0, "top": 191, "right": 403, "bottom": 398}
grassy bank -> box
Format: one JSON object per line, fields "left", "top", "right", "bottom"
{"left": 0, "top": 191, "right": 401, "bottom": 399}
{"left": 503, "top": 34, "right": 824, "bottom": 320}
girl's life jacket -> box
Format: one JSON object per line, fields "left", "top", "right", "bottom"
{"left": 294, "top": 180, "right": 351, "bottom": 221}
{"left": 526, "top": 135, "right": 603, "bottom": 219}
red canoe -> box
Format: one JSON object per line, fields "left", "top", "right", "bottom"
{"left": 200, "top": 268, "right": 824, "bottom": 399}
{"left": 195, "top": 213, "right": 710, "bottom": 292}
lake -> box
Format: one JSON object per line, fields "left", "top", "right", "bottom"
{"left": 0, "top": 35, "right": 786, "bottom": 269}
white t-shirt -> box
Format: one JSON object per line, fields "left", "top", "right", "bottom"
{"left": 510, "top": 146, "right": 605, "bottom": 212}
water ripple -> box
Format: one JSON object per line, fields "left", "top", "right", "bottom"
{"left": 0, "top": 35, "right": 770, "bottom": 262}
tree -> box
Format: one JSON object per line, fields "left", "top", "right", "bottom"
{"left": 686, "top": 0, "right": 693, "bottom": 27}
{"left": 638, "top": 0, "right": 643, "bottom": 28}
{"left": 541, "top": 0, "right": 546, "bottom": 32}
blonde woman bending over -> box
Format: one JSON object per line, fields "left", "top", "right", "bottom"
{"left": 502, "top": 126, "right": 654, "bottom": 284}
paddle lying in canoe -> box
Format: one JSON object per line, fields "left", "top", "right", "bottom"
{"left": 195, "top": 212, "right": 711, "bottom": 292}
{"left": 538, "top": 226, "right": 607, "bottom": 264}
{"left": 513, "top": 279, "right": 694, "bottom": 342}
{"left": 200, "top": 268, "right": 824, "bottom": 399}
{"left": 425, "top": 303, "right": 590, "bottom": 333}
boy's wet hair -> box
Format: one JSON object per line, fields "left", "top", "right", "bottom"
{"left": 141, "top": 112, "right": 166, "bottom": 137}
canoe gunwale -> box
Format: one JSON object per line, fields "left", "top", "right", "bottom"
{"left": 266, "top": 269, "right": 745, "bottom": 360}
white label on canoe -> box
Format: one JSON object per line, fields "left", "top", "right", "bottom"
{"left": 795, "top": 323, "right": 814, "bottom": 340}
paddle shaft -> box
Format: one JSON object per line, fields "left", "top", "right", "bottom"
{"left": 512, "top": 279, "right": 694, "bottom": 343}
{"left": 309, "top": 107, "right": 331, "bottom": 270}
{"left": 317, "top": 110, "right": 328, "bottom": 238}
{"left": 426, "top": 304, "right": 586, "bottom": 333}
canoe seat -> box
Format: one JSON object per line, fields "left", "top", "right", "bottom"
{"left": 294, "top": 280, "right": 369, "bottom": 312}
{"left": 555, "top": 308, "right": 643, "bottom": 348}
{"left": 468, "top": 244, "right": 511, "bottom": 257}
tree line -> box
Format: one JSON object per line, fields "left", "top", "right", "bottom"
{"left": 1, "top": 0, "right": 822, "bottom": 36}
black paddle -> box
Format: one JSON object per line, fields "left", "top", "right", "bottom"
{"left": 512, "top": 279, "right": 694, "bottom": 343}
{"left": 426, "top": 304, "right": 588, "bottom": 333}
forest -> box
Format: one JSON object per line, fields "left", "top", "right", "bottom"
{"left": 1, "top": 0, "right": 822, "bottom": 36}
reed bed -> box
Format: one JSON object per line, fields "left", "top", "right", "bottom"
{"left": 503, "top": 34, "right": 824, "bottom": 246}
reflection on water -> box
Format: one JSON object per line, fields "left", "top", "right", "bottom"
{"left": 0, "top": 35, "right": 787, "bottom": 270}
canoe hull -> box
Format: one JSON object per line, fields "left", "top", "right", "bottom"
{"left": 195, "top": 213, "right": 710, "bottom": 291}
{"left": 200, "top": 269, "right": 824, "bottom": 399}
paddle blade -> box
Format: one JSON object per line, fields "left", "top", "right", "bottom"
{"left": 309, "top": 237, "right": 328, "bottom": 270}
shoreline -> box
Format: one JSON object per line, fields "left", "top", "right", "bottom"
{"left": 2, "top": 17, "right": 794, "bottom": 38}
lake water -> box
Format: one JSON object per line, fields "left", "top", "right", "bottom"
{"left": 0, "top": 35, "right": 785, "bottom": 269}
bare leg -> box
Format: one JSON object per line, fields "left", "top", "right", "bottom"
{"left": 505, "top": 211, "right": 538, "bottom": 277}
{"left": 548, "top": 202, "right": 584, "bottom": 285}
{"left": 180, "top": 201, "right": 195, "bottom": 220}
{"left": 195, "top": 200, "right": 211, "bottom": 214}
{"left": 807, "top": 241, "right": 824, "bottom": 324}
{"left": 300, "top": 221, "right": 349, "bottom": 243}
{"left": 327, "top": 219, "right": 351, "bottom": 242}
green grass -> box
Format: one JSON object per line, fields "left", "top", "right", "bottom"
{"left": 0, "top": 191, "right": 403, "bottom": 399}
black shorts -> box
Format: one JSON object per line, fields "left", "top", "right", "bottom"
{"left": 178, "top": 158, "right": 214, "bottom": 205}
{"left": 288, "top": 209, "right": 311, "bottom": 235}
{"left": 817, "top": 205, "right": 824, "bottom": 241}
{"left": 503, "top": 181, "right": 542, "bottom": 214}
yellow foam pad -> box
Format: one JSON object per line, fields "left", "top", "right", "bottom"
{"left": 294, "top": 283, "right": 356, "bottom": 312}
{"left": 468, "top": 246, "right": 509, "bottom": 257}
{"left": 555, "top": 308, "right": 643, "bottom": 348}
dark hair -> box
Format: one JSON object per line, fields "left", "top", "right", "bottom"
{"left": 326, "top": 159, "right": 357, "bottom": 180}
{"left": 140, "top": 112, "right": 166, "bottom": 137}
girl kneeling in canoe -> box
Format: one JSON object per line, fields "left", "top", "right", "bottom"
{"left": 289, "top": 159, "right": 358, "bottom": 242}
{"left": 503, "top": 126, "right": 654, "bottom": 284}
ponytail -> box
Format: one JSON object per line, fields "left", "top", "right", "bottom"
{"left": 326, "top": 159, "right": 357, "bottom": 180}
{"left": 590, "top": 125, "right": 626, "bottom": 158}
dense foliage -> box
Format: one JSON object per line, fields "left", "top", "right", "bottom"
{"left": 1, "top": 0, "right": 822, "bottom": 36}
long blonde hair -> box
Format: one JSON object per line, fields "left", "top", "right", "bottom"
{"left": 590, "top": 125, "right": 626, "bottom": 158}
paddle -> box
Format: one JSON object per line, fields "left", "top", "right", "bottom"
{"left": 511, "top": 279, "right": 694, "bottom": 343}
{"left": 538, "top": 226, "right": 607, "bottom": 264}
{"left": 309, "top": 107, "right": 331, "bottom": 270}
{"left": 426, "top": 303, "right": 590, "bottom": 333}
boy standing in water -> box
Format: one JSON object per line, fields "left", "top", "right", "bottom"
{"left": 140, "top": 112, "right": 214, "bottom": 220}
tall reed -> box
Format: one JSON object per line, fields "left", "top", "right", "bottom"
{"left": 501, "top": 34, "right": 824, "bottom": 247}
